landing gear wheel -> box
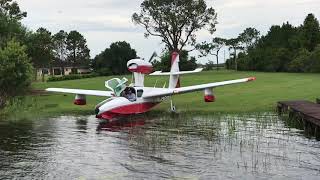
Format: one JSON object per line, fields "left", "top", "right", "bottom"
{"left": 170, "top": 99, "right": 177, "bottom": 113}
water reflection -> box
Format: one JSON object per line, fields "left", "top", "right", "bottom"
{"left": 0, "top": 113, "right": 320, "bottom": 179}
{"left": 75, "top": 118, "right": 88, "bottom": 133}
{"left": 96, "top": 117, "right": 146, "bottom": 132}
{"left": 280, "top": 114, "right": 320, "bottom": 140}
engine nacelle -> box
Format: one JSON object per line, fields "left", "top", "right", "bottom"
{"left": 204, "top": 88, "right": 215, "bottom": 103}
{"left": 74, "top": 94, "right": 86, "bottom": 105}
{"left": 127, "top": 59, "right": 153, "bottom": 74}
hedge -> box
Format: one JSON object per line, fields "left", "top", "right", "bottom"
{"left": 47, "top": 74, "right": 98, "bottom": 82}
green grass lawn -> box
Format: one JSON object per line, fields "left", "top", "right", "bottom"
{"left": 2, "top": 70, "right": 319, "bottom": 120}
{"left": 15, "top": 70, "right": 318, "bottom": 119}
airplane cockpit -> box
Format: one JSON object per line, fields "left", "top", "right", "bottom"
{"left": 122, "top": 87, "right": 144, "bottom": 101}
{"left": 122, "top": 87, "right": 136, "bottom": 102}
{"left": 105, "top": 77, "right": 144, "bottom": 102}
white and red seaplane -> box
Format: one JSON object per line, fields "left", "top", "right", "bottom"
{"left": 46, "top": 52, "right": 256, "bottom": 120}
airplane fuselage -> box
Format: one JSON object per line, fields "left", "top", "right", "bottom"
{"left": 95, "top": 87, "right": 164, "bottom": 120}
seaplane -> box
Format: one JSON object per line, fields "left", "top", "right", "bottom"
{"left": 46, "top": 52, "right": 256, "bottom": 120}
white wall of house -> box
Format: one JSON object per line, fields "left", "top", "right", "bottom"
{"left": 37, "top": 67, "right": 91, "bottom": 76}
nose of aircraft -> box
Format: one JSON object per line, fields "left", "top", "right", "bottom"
{"left": 95, "top": 107, "right": 100, "bottom": 115}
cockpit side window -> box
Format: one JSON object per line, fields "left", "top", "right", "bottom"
{"left": 122, "top": 87, "right": 137, "bottom": 101}
{"left": 137, "top": 89, "right": 143, "bottom": 98}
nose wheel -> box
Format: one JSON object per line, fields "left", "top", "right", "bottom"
{"left": 170, "top": 99, "right": 176, "bottom": 113}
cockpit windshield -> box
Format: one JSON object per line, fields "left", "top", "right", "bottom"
{"left": 105, "top": 78, "right": 128, "bottom": 96}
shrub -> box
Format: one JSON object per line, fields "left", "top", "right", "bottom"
{"left": 288, "top": 49, "right": 311, "bottom": 72}
{"left": 94, "top": 68, "right": 113, "bottom": 76}
{"left": 47, "top": 74, "right": 98, "bottom": 82}
{"left": 0, "top": 40, "right": 33, "bottom": 108}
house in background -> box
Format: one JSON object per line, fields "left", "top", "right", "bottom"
{"left": 37, "top": 60, "right": 92, "bottom": 77}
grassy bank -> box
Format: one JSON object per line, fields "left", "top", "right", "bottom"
{"left": 2, "top": 70, "right": 320, "bottom": 119}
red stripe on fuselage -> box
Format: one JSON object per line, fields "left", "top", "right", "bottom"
{"left": 97, "top": 102, "right": 159, "bottom": 120}
{"left": 128, "top": 65, "right": 153, "bottom": 74}
{"left": 176, "top": 78, "right": 181, "bottom": 88}
{"left": 171, "top": 51, "right": 179, "bottom": 65}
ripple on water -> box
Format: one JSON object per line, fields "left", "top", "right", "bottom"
{"left": 0, "top": 113, "right": 320, "bottom": 179}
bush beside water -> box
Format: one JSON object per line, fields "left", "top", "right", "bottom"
{"left": 47, "top": 74, "right": 98, "bottom": 82}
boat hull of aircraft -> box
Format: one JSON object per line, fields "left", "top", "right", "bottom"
{"left": 95, "top": 96, "right": 160, "bottom": 120}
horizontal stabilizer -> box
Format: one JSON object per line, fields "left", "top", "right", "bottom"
{"left": 150, "top": 68, "right": 203, "bottom": 76}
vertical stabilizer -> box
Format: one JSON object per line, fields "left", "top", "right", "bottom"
{"left": 149, "top": 52, "right": 203, "bottom": 88}
{"left": 169, "top": 52, "right": 181, "bottom": 89}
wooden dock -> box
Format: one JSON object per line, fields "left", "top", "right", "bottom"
{"left": 278, "top": 100, "right": 320, "bottom": 137}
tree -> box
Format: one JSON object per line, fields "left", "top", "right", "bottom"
{"left": 0, "top": 0, "right": 27, "bottom": 20}
{"left": 66, "top": 30, "right": 90, "bottom": 70}
{"left": 52, "top": 30, "right": 68, "bottom": 75}
{"left": 308, "top": 45, "right": 320, "bottom": 72}
{"left": 226, "top": 38, "right": 243, "bottom": 71}
{"left": 132, "top": 0, "right": 217, "bottom": 52}
{"left": 0, "top": 40, "right": 33, "bottom": 108}
{"left": 92, "top": 41, "right": 137, "bottom": 75}
{"left": 302, "top": 13, "right": 320, "bottom": 51}
{"left": 227, "top": 13, "right": 320, "bottom": 73}
{"left": 197, "top": 37, "right": 226, "bottom": 70}
{"left": 26, "top": 27, "right": 54, "bottom": 78}
{"left": 53, "top": 30, "right": 68, "bottom": 62}
{"left": 152, "top": 50, "right": 197, "bottom": 72}
{"left": 288, "top": 48, "right": 311, "bottom": 72}
{"left": 238, "top": 27, "right": 260, "bottom": 52}
{"left": 0, "top": 0, "right": 27, "bottom": 48}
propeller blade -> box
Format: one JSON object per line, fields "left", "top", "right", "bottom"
{"left": 148, "top": 51, "right": 157, "bottom": 62}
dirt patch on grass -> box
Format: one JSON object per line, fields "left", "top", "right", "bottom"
{"left": 28, "top": 89, "right": 49, "bottom": 96}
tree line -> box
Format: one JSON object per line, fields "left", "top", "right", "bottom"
{"left": 0, "top": 0, "right": 218, "bottom": 108}
{"left": 91, "top": 43, "right": 198, "bottom": 75}
{"left": 225, "top": 13, "right": 320, "bottom": 73}
{"left": 28, "top": 29, "right": 90, "bottom": 75}
{"left": 0, "top": 0, "right": 91, "bottom": 107}
{"left": 0, "top": 1, "right": 91, "bottom": 77}
{"left": 0, "top": 0, "right": 33, "bottom": 108}
{"left": 196, "top": 28, "right": 260, "bottom": 71}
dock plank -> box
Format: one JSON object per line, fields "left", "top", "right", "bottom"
{"left": 278, "top": 100, "right": 320, "bottom": 126}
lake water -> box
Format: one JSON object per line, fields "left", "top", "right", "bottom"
{"left": 0, "top": 113, "right": 319, "bottom": 179}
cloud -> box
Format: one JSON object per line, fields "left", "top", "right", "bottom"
{"left": 18, "top": 0, "right": 320, "bottom": 63}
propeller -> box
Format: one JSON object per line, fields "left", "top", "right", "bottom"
{"left": 148, "top": 51, "right": 157, "bottom": 62}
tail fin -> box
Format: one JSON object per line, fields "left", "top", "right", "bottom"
{"left": 169, "top": 52, "right": 180, "bottom": 88}
{"left": 149, "top": 51, "right": 203, "bottom": 89}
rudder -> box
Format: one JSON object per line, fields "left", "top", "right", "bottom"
{"left": 169, "top": 52, "right": 181, "bottom": 88}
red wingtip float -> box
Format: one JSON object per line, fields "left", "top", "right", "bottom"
{"left": 248, "top": 77, "right": 256, "bottom": 82}
{"left": 46, "top": 52, "right": 256, "bottom": 121}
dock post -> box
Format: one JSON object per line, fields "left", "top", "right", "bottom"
{"left": 277, "top": 103, "right": 283, "bottom": 115}
{"left": 277, "top": 100, "right": 320, "bottom": 137}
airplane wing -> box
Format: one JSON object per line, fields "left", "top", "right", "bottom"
{"left": 143, "top": 77, "right": 256, "bottom": 98}
{"left": 46, "top": 88, "right": 114, "bottom": 97}
{"left": 150, "top": 68, "right": 203, "bottom": 76}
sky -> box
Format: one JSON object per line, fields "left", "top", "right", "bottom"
{"left": 18, "top": 0, "right": 320, "bottom": 64}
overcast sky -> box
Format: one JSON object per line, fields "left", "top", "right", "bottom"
{"left": 18, "top": 0, "right": 320, "bottom": 63}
